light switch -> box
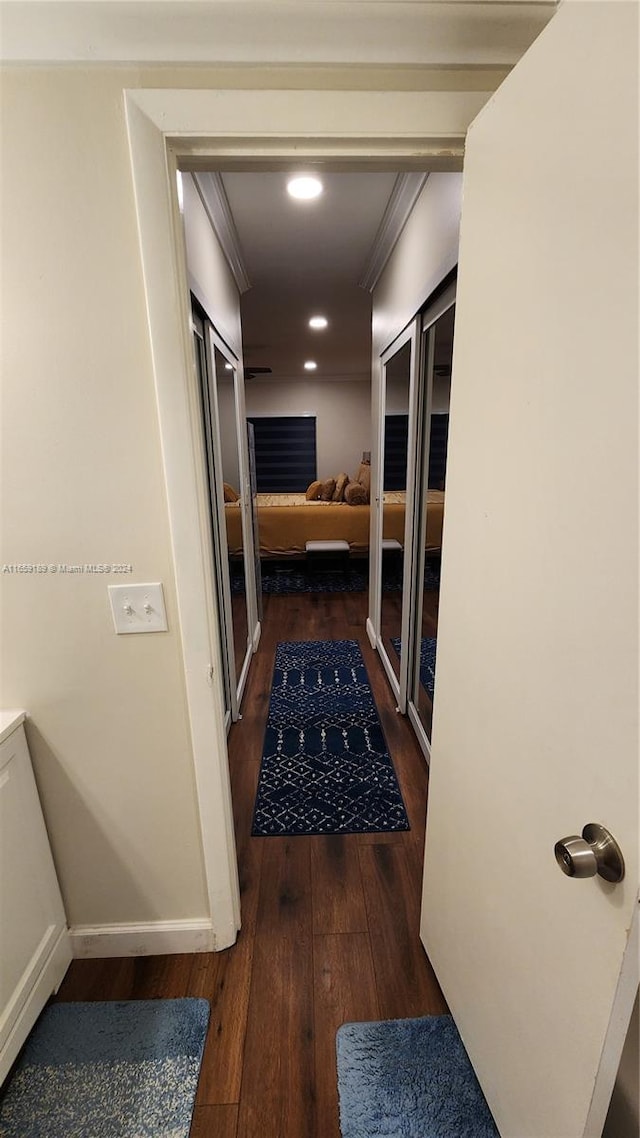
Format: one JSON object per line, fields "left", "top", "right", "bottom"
{"left": 108, "top": 582, "right": 168, "bottom": 634}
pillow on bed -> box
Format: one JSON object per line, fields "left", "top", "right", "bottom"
{"left": 345, "top": 480, "right": 368, "bottom": 506}
{"left": 320, "top": 478, "right": 336, "bottom": 501}
{"left": 332, "top": 472, "right": 349, "bottom": 502}
{"left": 356, "top": 462, "right": 371, "bottom": 496}
{"left": 305, "top": 480, "right": 323, "bottom": 501}
{"left": 223, "top": 482, "right": 240, "bottom": 502}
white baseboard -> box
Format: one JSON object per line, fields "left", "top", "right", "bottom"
{"left": 366, "top": 617, "right": 377, "bottom": 649}
{"left": 69, "top": 918, "right": 219, "bottom": 959}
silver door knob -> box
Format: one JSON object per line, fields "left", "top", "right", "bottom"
{"left": 554, "top": 823, "right": 625, "bottom": 883}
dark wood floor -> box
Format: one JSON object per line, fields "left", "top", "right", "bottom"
{"left": 55, "top": 589, "right": 447, "bottom": 1138}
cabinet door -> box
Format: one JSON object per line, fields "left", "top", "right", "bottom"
{"left": 0, "top": 726, "right": 70, "bottom": 1068}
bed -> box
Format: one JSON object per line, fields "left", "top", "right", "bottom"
{"left": 225, "top": 490, "right": 445, "bottom": 558}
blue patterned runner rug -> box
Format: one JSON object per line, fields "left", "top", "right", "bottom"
{"left": 0, "top": 999, "right": 210, "bottom": 1138}
{"left": 252, "top": 640, "right": 410, "bottom": 836}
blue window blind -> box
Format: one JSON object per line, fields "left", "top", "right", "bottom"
{"left": 247, "top": 416, "right": 317, "bottom": 492}
{"left": 384, "top": 414, "right": 409, "bottom": 491}
{"left": 428, "top": 413, "right": 449, "bottom": 490}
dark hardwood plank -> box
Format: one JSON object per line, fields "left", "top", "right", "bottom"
{"left": 191, "top": 934, "right": 254, "bottom": 1105}
{"left": 236, "top": 934, "right": 315, "bottom": 1138}
{"left": 53, "top": 955, "right": 199, "bottom": 1002}
{"left": 311, "top": 836, "right": 368, "bottom": 935}
{"left": 54, "top": 957, "right": 134, "bottom": 1002}
{"left": 255, "top": 836, "right": 313, "bottom": 941}
{"left": 313, "top": 933, "right": 380, "bottom": 1138}
{"left": 359, "top": 843, "right": 448, "bottom": 1019}
{"left": 190, "top": 1104, "right": 238, "bottom": 1138}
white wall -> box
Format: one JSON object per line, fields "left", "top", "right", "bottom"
{"left": 245, "top": 378, "right": 371, "bottom": 481}
{"left": 372, "top": 174, "right": 462, "bottom": 361}
{"left": 432, "top": 373, "right": 452, "bottom": 413}
{"left": 0, "top": 69, "right": 209, "bottom": 932}
{"left": 182, "top": 174, "right": 243, "bottom": 490}
{"left": 182, "top": 174, "right": 242, "bottom": 360}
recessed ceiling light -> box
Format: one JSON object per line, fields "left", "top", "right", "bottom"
{"left": 309, "top": 316, "right": 328, "bottom": 330}
{"left": 224, "top": 363, "right": 233, "bottom": 371}
{"left": 304, "top": 361, "right": 318, "bottom": 371}
{"left": 287, "top": 175, "right": 323, "bottom": 201}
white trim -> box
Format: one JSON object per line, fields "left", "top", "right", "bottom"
{"left": 125, "top": 98, "right": 240, "bottom": 950}
{"left": 359, "top": 174, "right": 430, "bottom": 292}
{"left": 193, "top": 172, "right": 251, "bottom": 295}
{"left": 397, "top": 316, "right": 421, "bottom": 712}
{"left": 407, "top": 700, "right": 432, "bottom": 764}
{"left": 123, "top": 85, "right": 487, "bottom": 957}
{"left": 133, "top": 89, "right": 486, "bottom": 158}
{"left": 70, "top": 919, "right": 217, "bottom": 959}
{"left": 252, "top": 620, "right": 262, "bottom": 652}
{"left": 366, "top": 616, "right": 377, "bottom": 649}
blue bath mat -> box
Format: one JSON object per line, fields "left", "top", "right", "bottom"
{"left": 0, "top": 999, "right": 210, "bottom": 1138}
{"left": 252, "top": 640, "right": 410, "bottom": 836}
{"left": 336, "top": 1015, "right": 499, "bottom": 1138}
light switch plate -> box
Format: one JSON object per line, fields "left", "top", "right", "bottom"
{"left": 108, "top": 582, "right": 168, "bottom": 634}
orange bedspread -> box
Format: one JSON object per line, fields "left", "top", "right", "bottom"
{"left": 225, "top": 491, "right": 444, "bottom": 558}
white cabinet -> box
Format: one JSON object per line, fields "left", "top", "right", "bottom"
{"left": 0, "top": 712, "right": 71, "bottom": 1084}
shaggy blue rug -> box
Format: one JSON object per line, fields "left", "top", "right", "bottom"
{"left": 0, "top": 999, "right": 210, "bottom": 1138}
{"left": 336, "top": 1016, "right": 499, "bottom": 1138}
{"left": 252, "top": 640, "right": 410, "bottom": 836}
{"left": 392, "top": 636, "right": 437, "bottom": 700}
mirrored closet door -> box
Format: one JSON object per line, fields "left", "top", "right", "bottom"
{"left": 406, "top": 281, "right": 456, "bottom": 752}
{"left": 212, "top": 340, "right": 252, "bottom": 695}
{"left": 377, "top": 320, "right": 420, "bottom": 703}
{"left": 191, "top": 302, "right": 256, "bottom": 724}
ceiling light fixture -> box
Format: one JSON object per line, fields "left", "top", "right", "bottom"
{"left": 287, "top": 175, "right": 323, "bottom": 201}
{"left": 304, "top": 361, "right": 318, "bottom": 371}
{"left": 309, "top": 316, "right": 328, "bottom": 330}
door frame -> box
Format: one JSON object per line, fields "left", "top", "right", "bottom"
{"left": 124, "top": 85, "right": 481, "bottom": 947}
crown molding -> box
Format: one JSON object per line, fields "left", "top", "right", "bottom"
{"left": 0, "top": 2, "right": 558, "bottom": 65}
{"left": 192, "top": 171, "right": 251, "bottom": 294}
{"left": 359, "top": 172, "right": 429, "bottom": 292}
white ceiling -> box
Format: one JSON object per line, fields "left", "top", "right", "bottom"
{"left": 216, "top": 170, "right": 405, "bottom": 382}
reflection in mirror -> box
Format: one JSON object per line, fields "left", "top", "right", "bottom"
{"left": 192, "top": 316, "right": 233, "bottom": 723}
{"left": 413, "top": 303, "right": 454, "bottom": 739}
{"left": 215, "top": 346, "right": 249, "bottom": 685}
{"left": 381, "top": 339, "right": 412, "bottom": 680}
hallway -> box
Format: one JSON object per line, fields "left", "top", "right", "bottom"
{"left": 55, "top": 589, "right": 447, "bottom": 1138}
